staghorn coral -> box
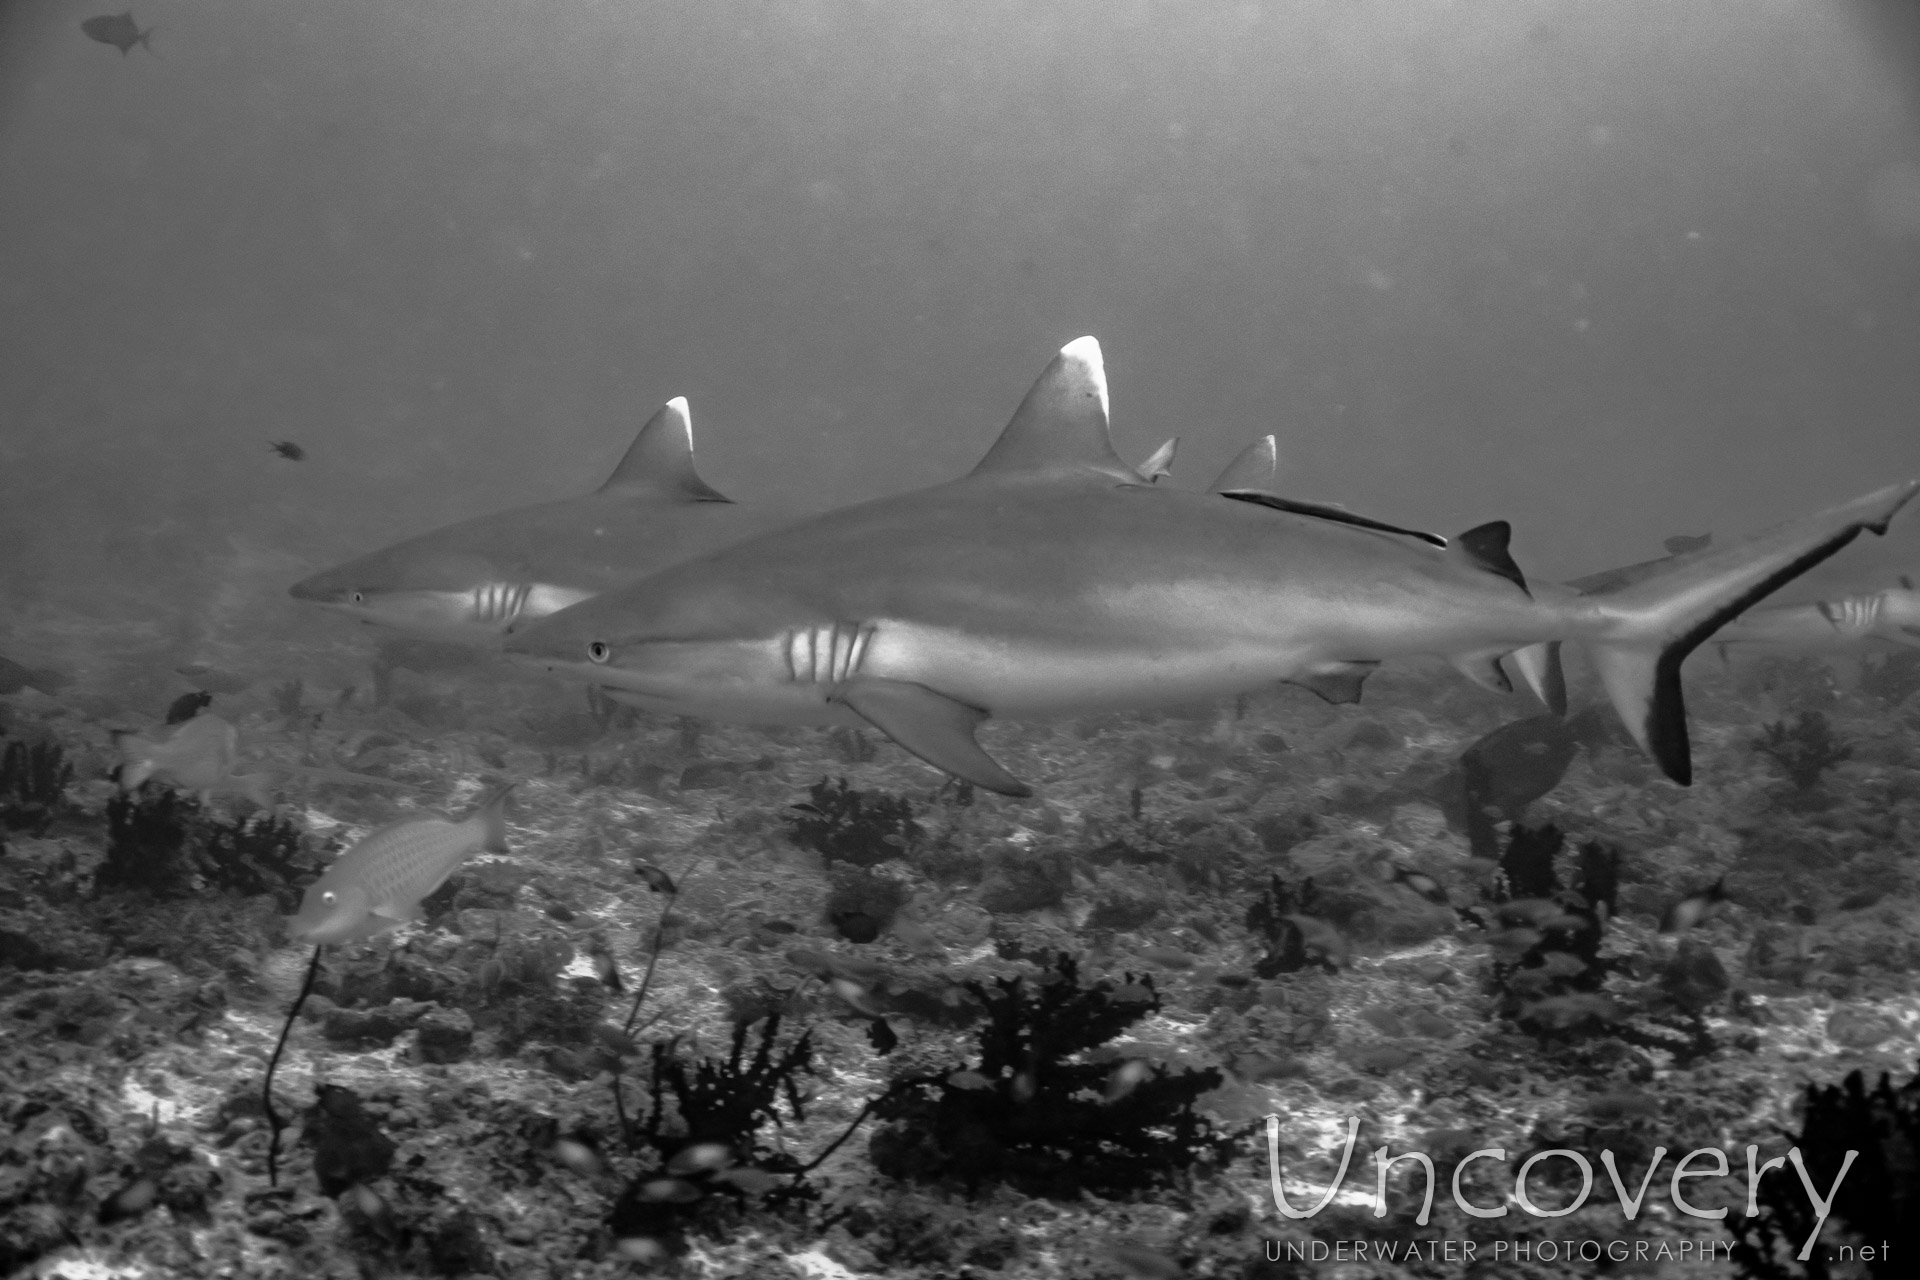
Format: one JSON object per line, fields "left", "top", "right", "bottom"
{"left": 1752, "top": 711, "right": 1852, "bottom": 792}
{"left": 786, "top": 776, "right": 920, "bottom": 868}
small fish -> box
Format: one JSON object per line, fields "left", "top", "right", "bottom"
{"left": 1534, "top": 950, "right": 1588, "bottom": 978}
{"left": 1660, "top": 877, "right": 1728, "bottom": 935}
{"left": 285, "top": 786, "right": 513, "bottom": 945}
{"left": 1389, "top": 866, "right": 1448, "bottom": 904}
{"left": 113, "top": 713, "right": 273, "bottom": 806}
{"left": 665, "top": 1143, "right": 732, "bottom": 1176}
{"left": 1103, "top": 1058, "right": 1154, "bottom": 1104}
{"left": 585, "top": 932, "right": 623, "bottom": 993}
{"left": 632, "top": 861, "right": 676, "bottom": 894}
{"left": 827, "top": 977, "right": 886, "bottom": 1019}
{"left": 81, "top": 13, "right": 154, "bottom": 55}
{"left": 96, "top": 1176, "right": 157, "bottom": 1223}
{"left": 636, "top": 1177, "right": 702, "bottom": 1204}
{"left": 553, "top": 1138, "right": 603, "bottom": 1177}
{"left": 164, "top": 690, "right": 212, "bottom": 725}
{"left": 1138, "top": 945, "right": 1193, "bottom": 970}
{"left": 268, "top": 440, "right": 305, "bottom": 461}
{"left": 1521, "top": 992, "right": 1617, "bottom": 1029}
{"left": 947, "top": 1070, "right": 994, "bottom": 1091}
{"left": 1483, "top": 926, "right": 1543, "bottom": 958}
{"left": 614, "top": 1237, "right": 668, "bottom": 1263}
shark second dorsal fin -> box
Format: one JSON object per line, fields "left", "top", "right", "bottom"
{"left": 1137, "top": 437, "right": 1179, "bottom": 483}
{"left": 1454, "top": 521, "right": 1529, "bottom": 595}
{"left": 969, "top": 337, "right": 1139, "bottom": 483}
{"left": 598, "top": 397, "right": 733, "bottom": 502}
{"left": 1210, "top": 436, "right": 1279, "bottom": 493}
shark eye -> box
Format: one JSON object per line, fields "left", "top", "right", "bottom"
{"left": 587, "top": 641, "right": 611, "bottom": 664}
{"left": 321, "top": 891, "right": 337, "bottom": 905}
{"left": 349, "top": 592, "right": 364, "bottom": 605}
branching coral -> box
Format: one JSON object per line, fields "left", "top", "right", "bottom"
{"left": 1752, "top": 711, "right": 1852, "bottom": 792}
{"left": 786, "top": 777, "right": 921, "bottom": 867}
{"left": 869, "top": 952, "right": 1237, "bottom": 1196}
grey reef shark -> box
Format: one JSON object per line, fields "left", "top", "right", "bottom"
{"left": 1708, "top": 576, "right": 1920, "bottom": 658}
{"left": 503, "top": 337, "right": 1917, "bottom": 797}
{"left": 290, "top": 397, "right": 1179, "bottom": 650}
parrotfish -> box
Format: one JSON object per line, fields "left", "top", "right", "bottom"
{"left": 114, "top": 713, "right": 275, "bottom": 807}
{"left": 286, "top": 787, "right": 513, "bottom": 945}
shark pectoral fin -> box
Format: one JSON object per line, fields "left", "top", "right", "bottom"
{"left": 1285, "top": 660, "right": 1379, "bottom": 705}
{"left": 837, "top": 680, "right": 1033, "bottom": 797}
{"left": 1453, "top": 522, "right": 1530, "bottom": 595}
{"left": 1509, "top": 642, "right": 1568, "bottom": 716}
{"left": 1451, "top": 651, "right": 1514, "bottom": 694}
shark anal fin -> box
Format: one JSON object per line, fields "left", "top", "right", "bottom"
{"left": 838, "top": 680, "right": 1033, "bottom": 797}
{"left": 1218, "top": 491, "right": 1449, "bottom": 547}
{"left": 1285, "top": 660, "right": 1378, "bottom": 705}
{"left": 1454, "top": 521, "right": 1529, "bottom": 595}
{"left": 1452, "top": 651, "right": 1514, "bottom": 695}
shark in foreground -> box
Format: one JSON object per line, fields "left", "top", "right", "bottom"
{"left": 288, "top": 399, "right": 808, "bottom": 646}
{"left": 1709, "top": 576, "right": 1920, "bottom": 657}
{"left": 290, "top": 398, "right": 1183, "bottom": 650}
{"left": 504, "top": 337, "right": 1917, "bottom": 796}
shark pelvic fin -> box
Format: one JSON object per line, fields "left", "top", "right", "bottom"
{"left": 1285, "top": 660, "right": 1378, "bottom": 704}
{"left": 1453, "top": 522, "right": 1529, "bottom": 595}
{"left": 1218, "top": 491, "right": 1449, "bottom": 546}
{"left": 1509, "top": 642, "right": 1568, "bottom": 716}
{"left": 1210, "top": 435, "right": 1278, "bottom": 493}
{"left": 598, "top": 397, "right": 733, "bottom": 502}
{"left": 1452, "top": 650, "right": 1514, "bottom": 694}
{"left": 838, "top": 679, "right": 1032, "bottom": 797}
{"left": 969, "top": 337, "right": 1139, "bottom": 484}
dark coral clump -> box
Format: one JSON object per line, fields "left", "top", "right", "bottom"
{"left": 1728, "top": 1061, "right": 1920, "bottom": 1279}
{"left": 1752, "top": 711, "right": 1852, "bottom": 792}
{"left": 786, "top": 777, "right": 920, "bottom": 867}
{"left": 1246, "top": 874, "right": 1339, "bottom": 976}
{"left": 302, "top": 1084, "right": 397, "bottom": 1197}
{"left": 0, "top": 736, "right": 74, "bottom": 837}
{"left": 869, "top": 952, "right": 1236, "bottom": 1196}
{"left": 1858, "top": 650, "right": 1920, "bottom": 710}
{"left": 824, "top": 866, "right": 909, "bottom": 943}
{"left": 96, "top": 791, "right": 317, "bottom": 904}
{"left": 606, "top": 1016, "right": 815, "bottom": 1247}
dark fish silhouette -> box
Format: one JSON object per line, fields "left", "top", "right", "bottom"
{"left": 0, "top": 656, "right": 69, "bottom": 696}
{"left": 268, "top": 440, "right": 305, "bottom": 461}
{"left": 164, "top": 690, "right": 212, "bottom": 725}
{"left": 81, "top": 13, "right": 154, "bottom": 56}
{"left": 1659, "top": 877, "right": 1727, "bottom": 934}
{"left": 1432, "top": 706, "right": 1614, "bottom": 852}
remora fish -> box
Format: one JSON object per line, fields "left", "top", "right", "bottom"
{"left": 288, "top": 399, "right": 805, "bottom": 646}
{"left": 1708, "top": 576, "right": 1920, "bottom": 656}
{"left": 504, "top": 337, "right": 1916, "bottom": 796}
{"left": 286, "top": 787, "right": 513, "bottom": 945}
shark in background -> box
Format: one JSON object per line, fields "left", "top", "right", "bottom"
{"left": 288, "top": 398, "right": 804, "bottom": 646}
{"left": 1709, "top": 576, "right": 1920, "bottom": 658}
{"left": 503, "top": 336, "right": 1917, "bottom": 796}
{"left": 290, "top": 396, "right": 1184, "bottom": 653}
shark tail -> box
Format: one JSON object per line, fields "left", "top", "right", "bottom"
{"left": 1577, "top": 480, "right": 1916, "bottom": 784}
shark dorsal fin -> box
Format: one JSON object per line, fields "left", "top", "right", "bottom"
{"left": 1210, "top": 436, "right": 1278, "bottom": 493}
{"left": 1454, "top": 521, "right": 1529, "bottom": 595}
{"left": 970, "top": 337, "right": 1139, "bottom": 482}
{"left": 598, "top": 397, "right": 732, "bottom": 502}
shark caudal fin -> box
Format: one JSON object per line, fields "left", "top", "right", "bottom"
{"left": 1579, "top": 480, "right": 1917, "bottom": 784}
